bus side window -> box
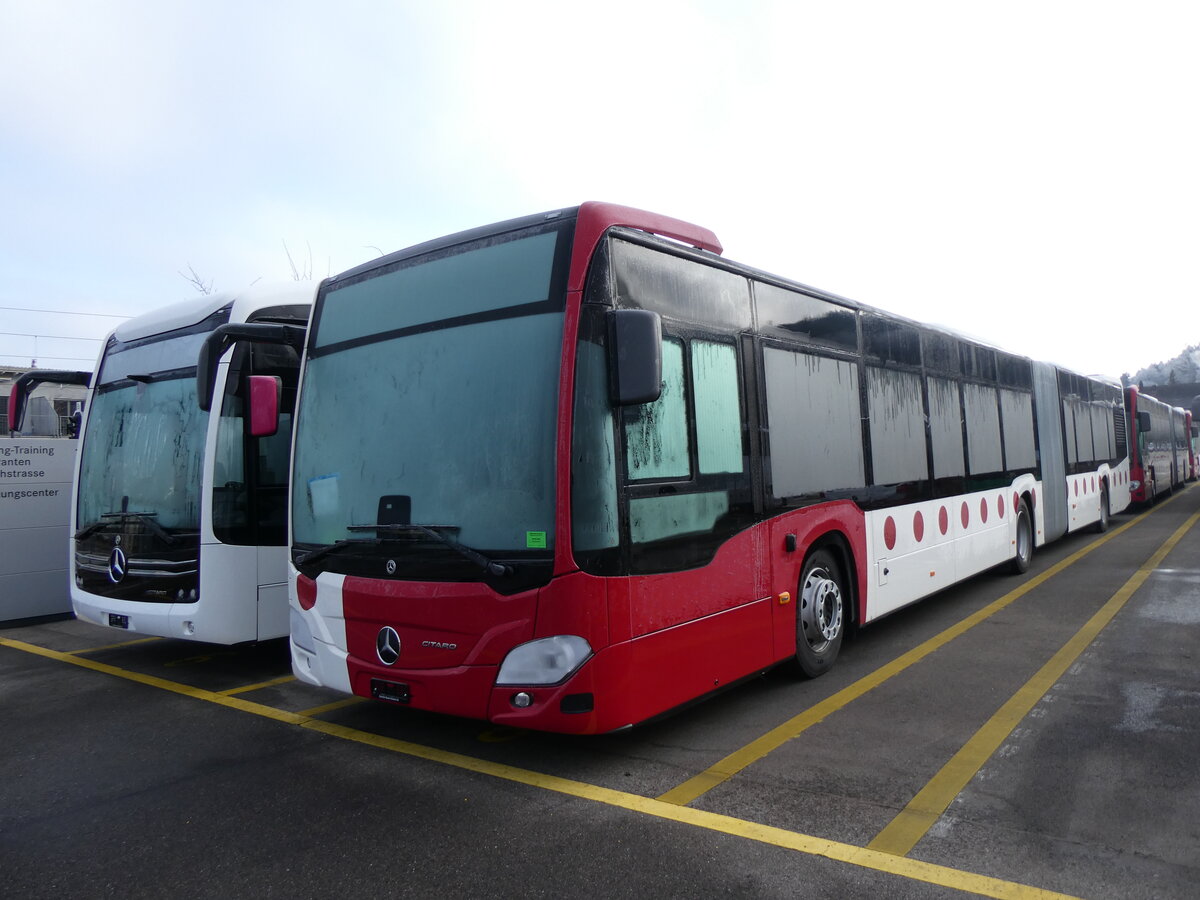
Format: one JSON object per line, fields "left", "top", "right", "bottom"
{"left": 963, "top": 383, "right": 1002, "bottom": 476}
{"left": 213, "top": 388, "right": 250, "bottom": 541}
{"left": 866, "top": 367, "right": 927, "bottom": 486}
{"left": 625, "top": 338, "right": 689, "bottom": 480}
{"left": 763, "top": 347, "right": 865, "bottom": 500}
{"left": 999, "top": 389, "right": 1036, "bottom": 473}
{"left": 927, "top": 376, "right": 965, "bottom": 482}
{"left": 1063, "top": 400, "right": 1078, "bottom": 464}
{"left": 692, "top": 340, "right": 742, "bottom": 475}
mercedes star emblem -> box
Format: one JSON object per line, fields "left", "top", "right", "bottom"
{"left": 107, "top": 547, "right": 128, "bottom": 583}
{"left": 376, "top": 626, "right": 401, "bottom": 666}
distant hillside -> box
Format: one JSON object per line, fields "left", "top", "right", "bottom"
{"left": 1133, "top": 345, "right": 1200, "bottom": 387}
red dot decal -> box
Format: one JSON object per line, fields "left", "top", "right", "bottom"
{"left": 884, "top": 516, "right": 897, "bottom": 550}
{"left": 913, "top": 511, "right": 925, "bottom": 542}
{"left": 961, "top": 502, "right": 970, "bottom": 528}
{"left": 296, "top": 574, "right": 317, "bottom": 611}
{"left": 997, "top": 494, "right": 1006, "bottom": 518}
{"left": 980, "top": 497, "right": 989, "bottom": 523}
{"left": 939, "top": 506, "right": 949, "bottom": 535}
{"left": 1092, "top": 477, "right": 1097, "bottom": 492}
{"left": 1074, "top": 480, "right": 1079, "bottom": 497}
{"left": 1013, "top": 492, "right": 1020, "bottom": 514}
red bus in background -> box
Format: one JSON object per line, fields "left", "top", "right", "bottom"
{"left": 1183, "top": 410, "right": 1196, "bottom": 482}
{"left": 1126, "top": 386, "right": 1189, "bottom": 503}
{"left": 283, "top": 203, "right": 1131, "bottom": 733}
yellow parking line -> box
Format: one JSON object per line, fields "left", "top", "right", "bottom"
{"left": 304, "top": 716, "right": 1078, "bottom": 899}
{"left": 657, "top": 505, "right": 1158, "bottom": 807}
{"left": 867, "top": 506, "right": 1200, "bottom": 857}
{"left": 66, "top": 636, "right": 164, "bottom": 654}
{"left": 0, "top": 633, "right": 1077, "bottom": 898}
{"left": 297, "top": 696, "right": 367, "bottom": 717}
{"left": 218, "top": 674, "right": 297, "bottom": 696}
{"left": 0, "top": 636, "right": 304, "bottom": 726}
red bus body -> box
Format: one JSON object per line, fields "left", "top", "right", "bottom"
{"left": 1127, "top": 386, "right": 1188, "bottom": 503}
{"left": 289, "top": 203, "right": 1129, "bottom": 733}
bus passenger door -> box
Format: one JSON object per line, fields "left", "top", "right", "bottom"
{"left": 621, "top": 334, "right": 768, "bottom": 709}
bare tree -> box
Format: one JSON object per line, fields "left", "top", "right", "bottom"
{"left": 179, "top": 264, "right": 214, "bottom": 295}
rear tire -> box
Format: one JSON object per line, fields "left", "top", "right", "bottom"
{"left": 794, "top": 549, "right": 846, "bottom": 678}
{"left": 1009, "top": 499, "right": 1033, "bottom": 574}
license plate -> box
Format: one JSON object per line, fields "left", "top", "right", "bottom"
{"left": 371, "top": 679, "right": 411, "bottom": 704}
{"left": 107, "top": 613, "right": 130, "bottom": 629}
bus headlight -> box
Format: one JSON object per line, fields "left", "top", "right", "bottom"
{"left": 496, "top": 635, "right": 592, "bottom": 686}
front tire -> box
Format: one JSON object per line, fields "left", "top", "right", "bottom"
{"left": 1010, "top": 498, "right": 1033, "bottom": 574}
{"left": 795, "top": 548, "right": 846, "bottom": 678}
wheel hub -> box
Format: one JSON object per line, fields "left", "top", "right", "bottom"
{"left": 801, "top": 568, "right": 842, "bottom": 647}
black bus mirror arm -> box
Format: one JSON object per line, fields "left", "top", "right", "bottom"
{"left": 196, "top": 323, "right": 307, "bottom": 412}
{"left": 7, "top": 370, "right": 91, "bottom": 435}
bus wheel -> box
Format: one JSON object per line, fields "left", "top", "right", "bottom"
{"left": 1096, "top": 485, "right": 1110, "bottom": 533}
{"left": 1010, "top": 499, "right": 1033, "bottom": 574}
{"left": 795, "top": 549, "right": 845, "bottom": 678}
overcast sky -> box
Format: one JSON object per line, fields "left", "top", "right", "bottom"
{"left": 2, "top": 1, "right": 1197, "bottom": 379}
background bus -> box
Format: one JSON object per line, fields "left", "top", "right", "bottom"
{"left": 64, "top": 284, "right": 313, "bottom": 644}
{"left": 1126, "top": 387, "right": 1188, "bottom": 503}
{"left": 285, "top": 203, "right": 1130, "bottom": 734}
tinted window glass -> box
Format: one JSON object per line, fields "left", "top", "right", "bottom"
{"left": 76, "top": 377, "right": 208, "bottom": 533}
{"left": 961, "top": 344, "right": 998, "bottom": 382}
{"left": 922, "top": 332, "right": 960, "bottom": 375}
{"left": 692, "top": 341, "right": 743, "bottom": 474}
{"left": 963, "top": 383, "right": 1002, "bottom": 474}
{"left": 611, "top": 240, "right": 751, "bottom": 330}
{"left": 755, "top": 282, "right": 857, "bottom": 351}
{"left": 292, "top": 313, "right": 563, "bottom": 552}
{"left": 571, "top": 333, "right": 619, "bottom": 552}
{"left": 1090, "top": 403, "right": 1112, "bottom": 461}
{"left": 315, "top": 227, "right": 563, "bottom": 349}
{"left": 863, "top": 316, "right": 922, "bottom": 366}
{"left": 868, "top": 367, "right": 928, "bottom": 484}
{"left": 928, "top": 377, "right": 965, "bottom": 478}
{"left": 1074, "top": 400, "right": 1095, "bottom": 462}
{"left": 625, "top": 339, "right": 689, "bottom": 480}
{"left": 631, "top": 491, "right": 730, "bottom": 544}
{"left": 1063, "top": 401, "right": 1078, "bottom": 464}
{"left": 997, "top": 353, "right": 1033, "bottom": 389}
{"left": 764, "top": 348, "right": 864, "bottom": 498}
{"left": 999, "top": 389, "right": 1036, "bottom": 471}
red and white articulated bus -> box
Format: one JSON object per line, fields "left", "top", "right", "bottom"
{"left": 1126, "top": 386, "right": 1190, "bottom": 503}
{"left": 284, "top": 203, "right": 1131, "bottom": 734}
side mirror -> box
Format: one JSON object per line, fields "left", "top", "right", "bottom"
{"left": 610, "top": 309, "right": 662, "bottom": 406}
{"left": 1137, "top": 411, "right": 1152, "bottom": 432}
{"left": 6, "top": 385, "right": 20, "bottom": 435}
{"left": 197, "top": 322, "right": 306, "bottom": 412}
{"left": 7, "top": 370, "right": 91, "bottom": 434}
{"left": 248, "top": 375, "right": 282, "bottom": 437}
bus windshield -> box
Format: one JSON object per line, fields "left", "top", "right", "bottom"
{"left": 292, "top": 223, "right": 568, "bottom": 565}
{"left": 76, "top": 329, "right": 213, "bottom": 535}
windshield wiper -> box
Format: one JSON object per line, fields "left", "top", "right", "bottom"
{"left": 293, "top": 537, "right": 382, "bottom": 567}
{"left": 347, "top": 523, "right": 512, "bottom": 577}
{"left": 75, "top": 511, "right": 176, "bottom": 545}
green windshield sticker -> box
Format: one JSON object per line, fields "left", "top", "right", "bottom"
{"left": 526, "top": 531, "right": 547, "bottom": 549}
